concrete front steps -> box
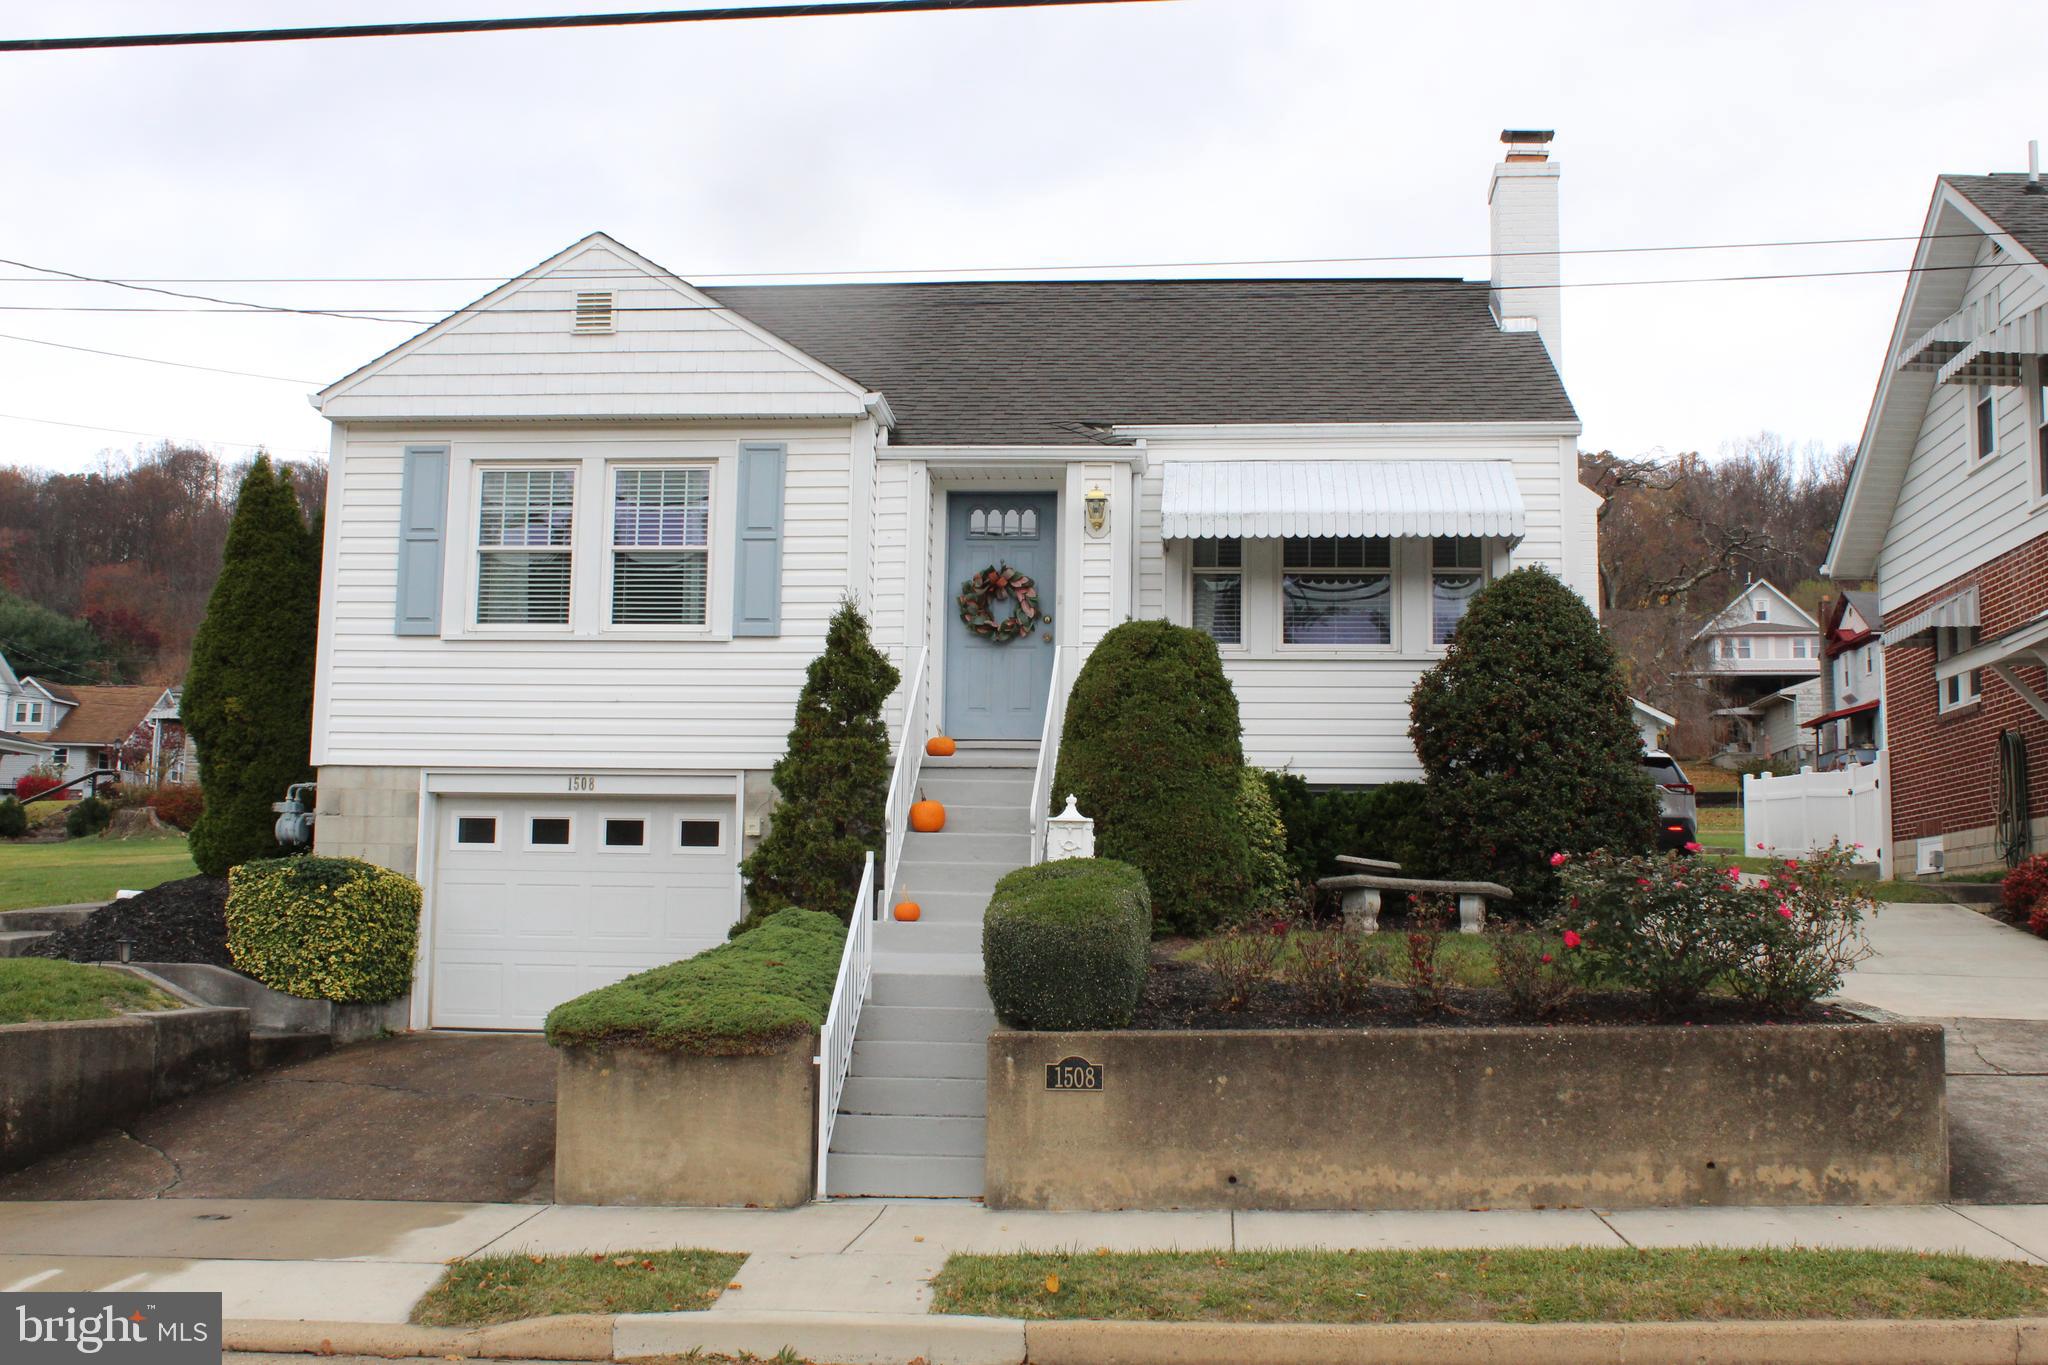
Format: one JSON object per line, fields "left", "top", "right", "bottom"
{"left": 826, "top": 747, "right": 1034, "bottom": 1199}
{"left": 0, "top": 904, "right": 96, "bottom": 958}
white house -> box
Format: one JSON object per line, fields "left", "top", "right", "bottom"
{"left": 1807, "top": 589, "right": 1885, "bottom": 770}
{"left": 1690, "top": 579, "right": 1822, "bottom": 682}
{"left": 310, "top": 130, "right": 1593, "bottom": 1063}
{"left": 0, "top": 662, "right": 190, "bottom": 795}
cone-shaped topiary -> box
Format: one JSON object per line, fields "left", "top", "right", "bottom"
{"left": 1051, "top": 620, "right": 1252, "bottom": 936}
{"left": 183, "top": 456, "right": 320, "bottom": 878}
{"left": 1408, "top": 566, "right": 1658, "bottom": 911}
{"left": 739, "top": 599, "right": 900, "bottom": 925}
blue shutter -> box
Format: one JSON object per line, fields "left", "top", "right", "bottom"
{"left": 732, "top": 442, "right": 786, "bottom": 637}
{"left": 394, "top": 446, "right": 449, "bottom": 636}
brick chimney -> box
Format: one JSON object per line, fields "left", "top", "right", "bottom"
{"left": 1489, "top": 129, "right": 1562, "bottom": 367}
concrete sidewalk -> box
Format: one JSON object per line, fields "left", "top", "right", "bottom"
{"left": 7, "top": 1197, "right": 2048, "bottom": 1325}
{"left": 1845, "top": 902, "right": 2048, "bottom": 1021}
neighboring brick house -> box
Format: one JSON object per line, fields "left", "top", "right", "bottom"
{"left": 1825, "top": 169, "right": 2048, "bottom": 876}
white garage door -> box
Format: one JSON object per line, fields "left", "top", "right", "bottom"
{"left": 430, "top": 796, "right": 739, "bottom": 1030}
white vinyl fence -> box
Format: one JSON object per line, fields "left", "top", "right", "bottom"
{"left": 1742, "top": 757, "right": 1887, "bottom": 867}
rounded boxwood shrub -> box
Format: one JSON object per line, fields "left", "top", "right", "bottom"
{"left": 982, "top": 858, "right": 1151, "bottom": 1031}
{"left": 65, "top": 795, "right": 113, "bottom": 839}
{"left": 546, "top": 908, "right": 845, "bottom": 1053}
{"left": 1408, "top": 567, "right": 1657, "bottom": 911}
{"left": 225, "top": 856, "right": 422, "bottom": 1003}
{"left": 1050, "top": 621, "right": 1250, "bottom": 936}
{"left": 1237, "top": 767, "right": 1291, "bottom": 910}
{"left": 0, "top": 797, "right": 25, "bottom": 839}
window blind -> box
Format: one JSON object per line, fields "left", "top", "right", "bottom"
{"left": 612, "top": 467, "right": 710, "bottom": 625}
{"left": 477, "top": 469, "right": 573, "bottom": 625}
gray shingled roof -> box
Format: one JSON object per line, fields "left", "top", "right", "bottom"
{"left": 1944, "top": 174, "right": 2048, "bottom": 268}
{"left": 705, "top": 278, "right": 1575, "bottom": 447}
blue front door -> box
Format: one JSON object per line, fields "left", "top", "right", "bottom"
{"left": 944, "top": 492, "right": 1058, "bottom": 740}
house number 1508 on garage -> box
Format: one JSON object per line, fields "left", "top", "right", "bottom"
{"left": 566, "top": 775, "right": 596, "bottom": 792}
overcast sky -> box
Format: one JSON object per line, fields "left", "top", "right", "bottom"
{"left": 0, "top": 0, "right": 2037, "bottom": 475}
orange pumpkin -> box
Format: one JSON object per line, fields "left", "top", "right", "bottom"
{"left": 909, "top": 799, "right": 946, "bottom": 833}
{"left": 893, "top": 901, "right": 922, "bottom": 922}
{"left": 925, "top": 735, "right": 957, "bottom": 757}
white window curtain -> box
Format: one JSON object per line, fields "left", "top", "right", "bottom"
{"left": 1281, "top": 536, "right": 1392, "bottom": 645}
{"left": 1191, "top": 537, "right": 1243, "bottom": 645}
{"left": 611, "top": 467, "right": 711, "bottom": 625}
{"left": 477, "top": 468, "right": 574, "bottom": 624}
{"left": 1430, "top": 538, "right": 1485, "bottom": 645}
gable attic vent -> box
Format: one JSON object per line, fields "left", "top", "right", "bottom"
{"left": 573, "top": 290, "right": 615, "bottom": 335}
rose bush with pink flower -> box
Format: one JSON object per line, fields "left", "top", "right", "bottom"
{"left": 1556, "top": 842, "right": 1870, "bottom": 1015}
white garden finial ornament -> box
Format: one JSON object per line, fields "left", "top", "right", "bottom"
{"left": 1046, "top": 794, "right": 1095, "bottom": 861}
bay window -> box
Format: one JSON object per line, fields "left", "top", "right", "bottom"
{"left": 1191, "top": 538, "right": 1243, "bottom": 645}
{"left": 610, "top": 467, "right": 711, "bottom": 626}
{"left": 1281, "top": 536, "right": 1391, "bottom": 646}
{"left": 476, "top": 468, "right": 574, "bottom": 625}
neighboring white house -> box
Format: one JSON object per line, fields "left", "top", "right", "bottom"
{"left": 1691, "top": 579, "right": 1822, "bottom": 681}
{"left": 1807, "top": 589, "right": 1885, "bottom": 770}
{"left": 307, "top": 131, "right": 1599, "bottom": 1033}
{"left": 0, "top": 658, "right": 192, "bottom": 795}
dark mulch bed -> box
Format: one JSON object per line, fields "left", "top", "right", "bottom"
{"left": 1135, "top": 954, "right": 1858, "bottom": 1031}
{"left": 24, "top": 875, "right": 232, "bottom": 968}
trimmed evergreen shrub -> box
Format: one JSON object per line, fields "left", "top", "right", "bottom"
{"left": 1237, "top": 768, "right": 1291, "bottom": 911}
{"left": 1050, "top": 620, "right": 1250, "bottom": 936}
{"left": 545, "top": 908, "right": 845, "bottom": 1053}
{"left": 184, "top": 456, "right": 320, "bottom": 877}
{"left": 0, "top": 798, "right": 25, "bottom": 839}
{"left": 983, "top": 858, "right": 1152, "bottom": 1031}
{"left": 64, "top": 795, "right": 113, "bottom": 839}
{"left": 225, "top": 855, "right": 421, "bottom": 1003}
{"left": 739, "top": 600, "right": 900, "bottom": 928}
{"left": 1409, "top": 567, "right": 1658, "bottom": 911}
{"left": 1260, "top": 772, "right": 1430, "bottom": 888}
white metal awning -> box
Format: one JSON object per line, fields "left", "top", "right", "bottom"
{"left": 1883, "top": 584, "right": 1979, "bottom": 641}
{"left": 1935, "top": 611, "right": 2048, "bottom": 721}
{"left": 1158, "top": 460, "right": 1527, "bottom": 541}
{"left": 1938, "top": 305, "right": 2048, "bottom": 387}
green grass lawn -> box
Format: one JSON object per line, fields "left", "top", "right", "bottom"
{"left": 0, "top": 831, "right": 199, "bottom": 912}
{"left": 411, "top": 1250, "right": 749, "bottom": 1326}
{"left": 930, "top": 1248, "right": 2048, "bottom": 1324}
{"left": 0, "top": 957, "right": 181, "bottom": 1024}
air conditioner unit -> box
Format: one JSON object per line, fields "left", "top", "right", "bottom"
{"left": 1915, "top": 838, "right": 1945, "bottom": 876}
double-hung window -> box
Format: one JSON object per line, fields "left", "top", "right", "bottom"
{"left": 11, "top": 701, "right": 40, "bottom": 727}
{"left": 1430, "top": 538, "right": 1486, "bottom": 645}
{"left": 1935, "top": 626, "right": 1983, "bottom": 711}
{"left": 1281, "top": 537, "right": 1392, "bottom": 646}
{"left": 476, "top": 468, "right": 574, "bottom": 625}
{"left": 1190, "top": 538, "right": 1243, "bottom": 645}
{"left": 610, "top": 467, "right": 711, "bottom": 626}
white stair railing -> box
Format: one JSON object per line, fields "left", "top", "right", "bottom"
{"left": 880, "top": 645, "right": 930, "bottom": 918}
{"left": 815, "top": 850, "right": 875, "bottom": 1201}
{"left": 1028, "top": 642, "right": 1068, "bottom": 864}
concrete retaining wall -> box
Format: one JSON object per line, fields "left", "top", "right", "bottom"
{"left": 985, "top": 1022, "right": 1948, "bottom": 1210}
{"left": 0, "top": 1004, "right": 247, "bottom": 1173}
{"left": 137, "top": 961, "right": 407, "bottom": 1045}
{"left": 554, "top": 1037, "right": 816, "bottom": 1207}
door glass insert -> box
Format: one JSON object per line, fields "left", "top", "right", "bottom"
{"left": 967, "top": 506, "right": 1040, "bottom": 539}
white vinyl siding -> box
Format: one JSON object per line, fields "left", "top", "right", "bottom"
{"left": 476, "top": 468, "right": 574, "bottom": 625}
{"left": 315, "top": 424, "right": 854, "bottom": 772}
{"left": 609, "top": 466, "right": 711, "bottom": 626}
{"left": 1877, "top": 239, "right": 2048, "bottom": 607}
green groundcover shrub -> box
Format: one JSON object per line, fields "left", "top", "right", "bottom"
{"left": 0, "top": 797, "right": 25, "bottom": 839}
{"left": 546, "top": 908, "right": 845, "bottom": 1053}
{"left": 1237, "top": 769, "right": 1291, "bottom": 912}
{"left": 225, "top": 856, "right": 422, "bottom": 1003}
{"left": 983, "top": 858, "right": 1152, "bottom": 1031}
{"left": 1051, "top": 620, "right": 1251, "bottom": 936}
{"left": 65, "top": 795, "right": 113, "bottom": 840}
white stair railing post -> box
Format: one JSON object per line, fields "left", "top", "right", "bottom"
{"left": 815, "top": 850, "right": 875, "bottom": 1201}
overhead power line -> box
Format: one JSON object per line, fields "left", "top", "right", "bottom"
{"left": 0, "top": 330, "right": 317, "bottom": 384}
{"left": 0, "top": 229, "right": 1999, "bottom": 287}
{"left": 0, "top": 0, "right": 1162, "bottom": 53}
{"left": 0, "top": 258, "right": 2026, "bottom": 325}
{"left": 0, "top": 411, "right": 326, "bottom": 456}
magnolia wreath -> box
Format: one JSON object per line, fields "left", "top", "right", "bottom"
{"left": 957, "top": 563, "right": 1049, "bottom": 642}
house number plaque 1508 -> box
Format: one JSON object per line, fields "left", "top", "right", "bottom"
{"left": 566, "top": 775, "right": 596, "bottom": 792}
{"left": 1044, "top": 1056, "right": 1102, "bottom": 1091}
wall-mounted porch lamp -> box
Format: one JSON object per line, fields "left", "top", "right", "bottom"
{"left": 1083, "top": 485, "right": 1110, "bottom": 538}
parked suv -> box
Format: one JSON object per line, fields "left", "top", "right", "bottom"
{"left": 1642, "top": 750, "right": 1699, "bottom": 851}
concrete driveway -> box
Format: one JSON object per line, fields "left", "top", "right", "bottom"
{"left": 1843, "top": 904, "right": 2048, "bottom": 1203}
{"left": 0, "top": 1033, "right": 556, "bottom": 1204}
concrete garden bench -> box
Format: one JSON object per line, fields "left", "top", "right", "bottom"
{"left": 1316, "top": 855, "right": 1512, "bottom": 934}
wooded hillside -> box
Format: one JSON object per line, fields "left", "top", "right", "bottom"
{"left": 0, "top": 444, "right": 326, "bottom": 687}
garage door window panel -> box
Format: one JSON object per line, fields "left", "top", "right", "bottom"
{"left": 677, "top": 818, "right": 723, "bottom": 850}
{"left": 453, "top": 814, "right": 499, "bottom": 849}
{"left": 525, "top": 814, "right": 575, "bottom": 850}
{"left": 602, "top": 816, "right": 649, "bottom": 850}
